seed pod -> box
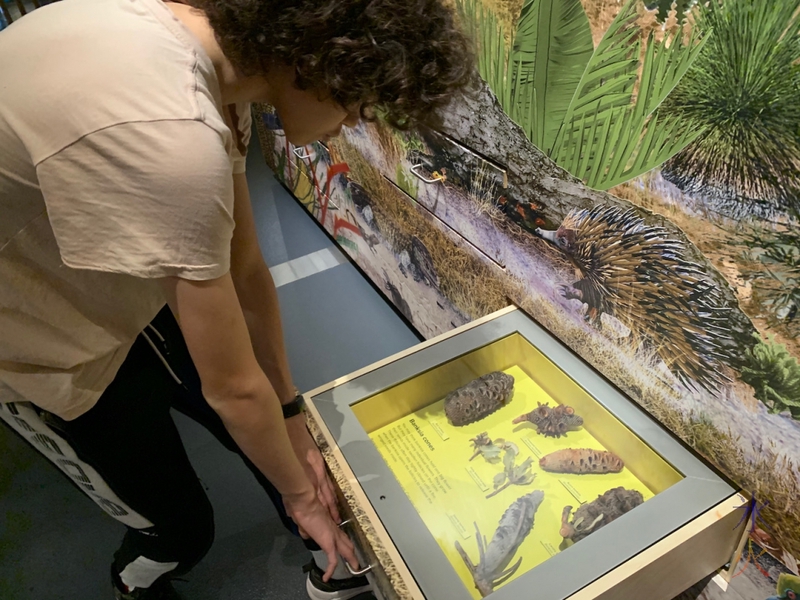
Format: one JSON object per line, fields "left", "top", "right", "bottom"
{"left": 512, "top": 402, "right": 583, "bottom": 438}
{"left": 539, "top": 448, "right": 624, "bottom": 474}
{"left": 561, "top": 487, "right": 644, "bottom": 543}
{"left": 444, "top": 371, "right": 515, "bottom": 426}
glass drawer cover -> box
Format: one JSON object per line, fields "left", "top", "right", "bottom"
{"left": 352, "top": 333, "right": 680, "bottom": 598}
{"left": 311, "top": 310, "right": 734, "bottom": 600}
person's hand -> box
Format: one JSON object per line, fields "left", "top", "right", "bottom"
{"left": 283, "top": 488, "right": 359, "bottom": 582}
{"left": 285, "top": 414, "right": 341, "bottom": 523}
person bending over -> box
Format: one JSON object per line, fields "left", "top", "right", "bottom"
{"left": 0, "top": 0, "right": 472, "bottom": 598}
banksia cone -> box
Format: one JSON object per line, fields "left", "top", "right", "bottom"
{"left": 444, "top": 371, "right": 515, "bottom": 426}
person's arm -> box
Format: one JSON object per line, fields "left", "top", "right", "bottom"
{"left": 229, "top": 172, "right": 295, "bottom": 404}
{"left": 228, "top": 171, "right": 341, "bottom": 521}
{"left": 158, "top": 274, "right": 357, "bottom": 580}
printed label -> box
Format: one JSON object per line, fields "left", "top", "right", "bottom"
{"left": 430, "top": 420, "right": 450, "bottom": 441}
{"left": 447, "top": 512, "right": 471, "bottom": 540}
{"left": 522, "top": 436, "right": 542, "bottom": 458}
{"left": 559, "top": 479, "right": 584, "bottom": 503}
{"left": 541, "top": 540, "right": 558, "bottom": 556}
{"left": 466, "top": 467, "right": 490, "bottom": 492}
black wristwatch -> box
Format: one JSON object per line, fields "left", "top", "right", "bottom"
{"left": 282, "top": 393, "right": 306, "bottom": 419}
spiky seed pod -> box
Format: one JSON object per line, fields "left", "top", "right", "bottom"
{"left": 444, "top": 371, "right": 515, "bottom": 426}
{"left": 560, "top": 487, "right": 644, "bottom": 543}
{"left": 536, "top": 205, "right": 753, "bottom": 391}
{"left": 512, "top": 402, "right": 583, "bottom": 438}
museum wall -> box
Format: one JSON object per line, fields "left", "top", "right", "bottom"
{"left": 254, "top": 0, "right": 799, "bottom": 597}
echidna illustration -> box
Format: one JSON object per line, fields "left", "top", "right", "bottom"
{"left": 535, "top": 205, "right": 754, "bottom": 391}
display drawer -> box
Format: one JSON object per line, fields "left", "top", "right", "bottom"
{"left": 303, "top": 307, "right": 746, "bottom": 600}
{"left": 277, "top": 138, "right": 354, "bottom": 243}
{"left": 340, "top": 124, "right": 512, "bottom": 268}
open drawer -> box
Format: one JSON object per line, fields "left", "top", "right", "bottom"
{"left": 303, "top": 307, "right": 746, "bottom": 600}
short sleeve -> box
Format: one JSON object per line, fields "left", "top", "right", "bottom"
{"left": 36, "top": 120, "right": 235, "bottom": 280}
{"left": 226, "top": 102, "right": 252, "bottom": 175}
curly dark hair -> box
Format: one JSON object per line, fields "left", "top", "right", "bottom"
{"left": 191, "top": 0, "right": 476, "bottom": 128}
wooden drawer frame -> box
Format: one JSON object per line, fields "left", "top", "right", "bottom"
{"left": 302, "top": 307, "right": 747, "bottom": 600}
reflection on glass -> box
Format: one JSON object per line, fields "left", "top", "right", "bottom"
{"left": 351, "top": 333, "right": 683, "bottom": 598}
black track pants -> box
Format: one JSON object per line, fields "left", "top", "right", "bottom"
{"left": 0, "top": 306, "right": 314, "bottom": 589}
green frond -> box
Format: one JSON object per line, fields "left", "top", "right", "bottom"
{"left": 510, "top": 0, "right": 594, "bottom": 152}
{"left": 741, "top": 336, "right": 800, "bottom": 418}
{"left": 553, "top": 0, "right": 707, "bottom": 189}
{"left": 455, "top": 0, "right": 512, "bottom": 110}
{"left": 458, "top": 0, "right": 707, "bottom": 190}
{"left": 661, "top": 0, "right": 800, "bottom": 217}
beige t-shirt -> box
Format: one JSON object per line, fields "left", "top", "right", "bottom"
{"left": 0, "top": 0, "right": 251, "bottom": 419}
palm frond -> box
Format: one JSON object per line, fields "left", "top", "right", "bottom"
{"left": 552, "top": 0, "right": 708, "bottom": 189}
{"left": 510, "top": 0, "right": 594, "bottom": 152}
{"left": 554, "top": 0, "right": 642, "bottom": 140}
{"left": 458, "top": 0, "right": 707, "bottom": 191}
{"left": 455, "top": 0, "right": 512, "bottom": 109}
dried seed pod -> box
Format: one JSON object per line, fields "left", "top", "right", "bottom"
{"left": 455, "top": 490, "right": 545, "bottom": 597}
{"left": 539, "top": 448, "right": 624, "bottom": 474}
{"left": 444, "top": 371, "right": 515, "bottom": 426}
{"left": 560, "top": 487, "right": 644, "bottom": 543}
{"left": 512, "top": 402, "right": 583, "bottom": 437}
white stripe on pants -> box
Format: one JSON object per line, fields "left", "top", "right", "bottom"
{"left": 0, "top": 398, "right": 153, "bottom": 529}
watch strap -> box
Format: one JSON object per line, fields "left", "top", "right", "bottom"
{"left": 282, "top": 393, "right": 306, "bottom": 419}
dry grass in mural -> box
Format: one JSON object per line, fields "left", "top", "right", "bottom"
{"left": 483, "top": 0, "right": 523, "bottom": 34}
{"left": 580, "top": 0, "right": 625, "bottom": 46}
{"left": 371, "top": 120, "right": 407, "bottom": 168}
{"left": 652, "top": 405, "right": 800, "bottom": 560}
{"left": 333, "top": 135, "right": 508, "bottom": 320}
{"left": 619, "top": 371, "right": 798, "bottom": 557}
{"left": 467, "top": 163, "right": 506, "bottom": 224}
{"left": 611, "top": 174, "right": 690, "bottom": 219}
{"left": 612, "top": 175, "right": 800, "bottom": 359}
{"left": 511, "top": 278, "right": 800, "bottom": 558}
{"left": 580, "top": 0, "right": 697, "bottom": 47}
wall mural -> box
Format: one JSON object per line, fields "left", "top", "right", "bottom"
{"left": 679, "top": 539, "right": 800, "bottom": 600}
{"left": 254, "top": 0, "right": 799, "bottom": 596}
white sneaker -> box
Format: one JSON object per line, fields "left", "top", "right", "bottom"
{"left": 303, "top": 561, "right": 374, "bottom": 600}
